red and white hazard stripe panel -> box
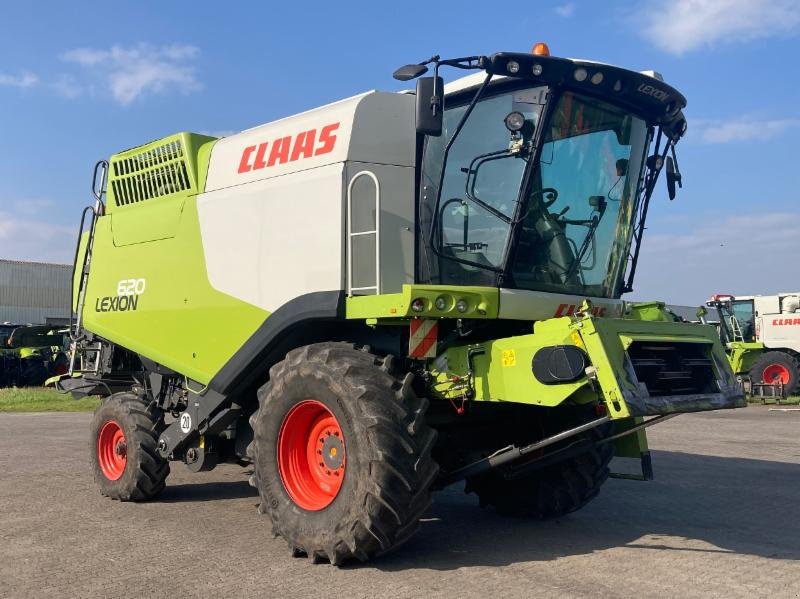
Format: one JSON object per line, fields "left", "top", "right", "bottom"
{"left": 409, "top": 319, "right": 438, "bottom": 359}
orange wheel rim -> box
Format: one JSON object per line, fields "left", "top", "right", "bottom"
{"left": 763, "top": 364, "right": 790, "bottom": 385}
{"left": 277, "top": 400, "right": 346, "bottom": 511}
{"left": 97, "top": 420, "right": 127, "bottom": 481}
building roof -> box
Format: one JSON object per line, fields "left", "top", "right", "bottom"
{"left": 0, "top": 259, "right": 70, "bottom": 269}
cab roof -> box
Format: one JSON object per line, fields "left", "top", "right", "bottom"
{"left": 442, "top": 52, "right": 687, "bottom": 140}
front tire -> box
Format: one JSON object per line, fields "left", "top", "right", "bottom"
{"left": 89, "top": 392, "right": 170, "bottom": 501}
{"left": 749, "top": 351, "right": 799, "bottom": 395}
{"left": 250, "top": 343, "right": 438, "bottom": 565}
{"left": 466, "top": 408, "right": 613, "bottom": 518}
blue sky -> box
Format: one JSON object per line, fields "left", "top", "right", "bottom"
{"left": 1, "top": 0, "right": 798, "bottom": 305}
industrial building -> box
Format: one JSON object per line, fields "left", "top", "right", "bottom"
{"left": 0, "top": 259, "right": 71, "bottom": 325}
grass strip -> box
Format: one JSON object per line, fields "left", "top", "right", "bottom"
{"left": 0, "top": 388, "right": 101, "bottom": 412}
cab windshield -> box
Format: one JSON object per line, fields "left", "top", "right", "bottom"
{"left": 511, "top": 92, "right": 648, "bottom": 296}
{"left": 421, "top": 85, "right": 650, "bottom": 298}
{"left": 717, "top": 299, "right": 756, "bottom": 343}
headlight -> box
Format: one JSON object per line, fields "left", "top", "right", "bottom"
{"left": 411, "top": 298, "right": 426, "bottom": 313}
{"left": 507, "top": 60, "right": 520, "bottom": 74}
{"left": 435, "top": 295, "right": 452, "bottom": 311}
{"left": 456, "top": 299, "right": 469, "bottom": 313}
{"left": 504, "top": 111, "right": 525, "bottom": 132}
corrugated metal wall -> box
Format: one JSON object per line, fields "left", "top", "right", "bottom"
{"left": 0, "top": 260, "right": 71, "bottom": 325}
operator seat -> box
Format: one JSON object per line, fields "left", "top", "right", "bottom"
{"left": 514, "top": 199, "right": 578, "bottom": 286}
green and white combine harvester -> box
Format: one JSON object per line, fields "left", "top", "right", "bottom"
{"left": 705, "top": 292, "right": 800, "bottom": 397}
{"left": 59, "top": 43, "right": 745, "bottom": 564}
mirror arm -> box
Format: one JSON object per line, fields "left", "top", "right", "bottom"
{"left": 431, "top": 61, "right": 441, "bottom": 117}
{"left": 438, "top": 56, "right": 488, "bottom": 70}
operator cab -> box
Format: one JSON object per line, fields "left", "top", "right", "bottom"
{"left": 707, "top": 294, "right": 756, "bottom": 344}
{"left": 398, "top": 45, "right": 687, "bottom": 300}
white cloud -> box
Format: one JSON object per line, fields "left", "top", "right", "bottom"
{"left": 11, "top": 199, "right": 55, "bottom": 217}
{"left": 631, "top": 211, "right": 800, "bottom": 305}
{"left": 0, "top": 72, "right": 38, "bottom": 88}
{"left": 50, "top": 74, "right": 83, "bottom": 99}
{"left": 61, "top": 47, "right": 107, "bottom": 66}
{"left": 638, "top": 0, "right": 800, "bottom": 55}
{"left": 692, "top": 116, "right": 800, "bottom": 143}
{"left": 554, "top": 2, "right": 575, "bottom": 17}
{"left": 61, "top": 43, "right": 202, "bottom": 105}
{"left": 0, "top": 211, "right": 74, "bottom": 263}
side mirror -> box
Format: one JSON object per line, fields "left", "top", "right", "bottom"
{"left": 415, "top": 76, "right": 444, "bottom": 136}
{"left": 393, "top": 64, "right": 428, "bottom": 81}
{"left": 666, "top": 156, "right": 681, "bottom": 200}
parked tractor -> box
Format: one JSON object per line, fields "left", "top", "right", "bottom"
{"left": 58, "top": 43, "right": 744, "bottom": 565}
{"left": 706, "top": 293, "right": 800, "bottom": 396}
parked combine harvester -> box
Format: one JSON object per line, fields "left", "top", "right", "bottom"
{"left": 57, "top": 43, "right": 745, "bottom": 564}
{"left": 706, "top": 292, "right": 800, "bottom": 396}
{"left": 1, "top": 324, "right": 69, "bottom": 387}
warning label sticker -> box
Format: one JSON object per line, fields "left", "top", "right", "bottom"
{"left": 501, "top": 350, "right": 517, "bottom": 367}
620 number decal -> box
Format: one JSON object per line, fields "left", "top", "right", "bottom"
{"left": 117, "top": 278, "right": 146, "bottom": 296}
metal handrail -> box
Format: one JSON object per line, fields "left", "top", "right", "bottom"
{"left": 69, "top": 160, "right": 108, "bottom": 375}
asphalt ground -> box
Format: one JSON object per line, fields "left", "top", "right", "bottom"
{"left": 1, "top": 405, "right": 798, "bottom": 598}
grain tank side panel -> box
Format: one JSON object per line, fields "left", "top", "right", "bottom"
{"left": 81, "top": 196, "right": 269, "bottom": 385}
{"left": 198, "top": 91, "right": 418, "bottom": 309}
{"left": 197, "top": 163, "right": 347, "bottom": 312}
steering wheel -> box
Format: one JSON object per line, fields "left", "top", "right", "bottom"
{"left": 530, "top": 187, "right": 559, "bottom": 209}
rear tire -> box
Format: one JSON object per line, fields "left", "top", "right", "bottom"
{"left": 250, "top": 342, "right": 438, "bottom": 565}
{"left": 89, "top": 392, "right": 169, "bottom": 501}
{"left": 466, "top": 408, "right": 613, "bottom": 518}
{"left": 749, "top": 351, "right": 799, "bottom": 395}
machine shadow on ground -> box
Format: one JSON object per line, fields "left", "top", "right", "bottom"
{"left": 151, "top": 448, "right": 800, "bottom": 570}
{"left": 160, "top": 479, "right": 257, "bottom": 503}
{"left": 366, "top": 449, "right": 800, "bottom": 571}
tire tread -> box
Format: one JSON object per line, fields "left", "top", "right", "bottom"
{"left": 250, "top": 342, "right": 438, "bottom": 565}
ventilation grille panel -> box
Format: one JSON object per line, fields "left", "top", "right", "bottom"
{"left": 110, "top": 139, "right": 193, "bottom": 206}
